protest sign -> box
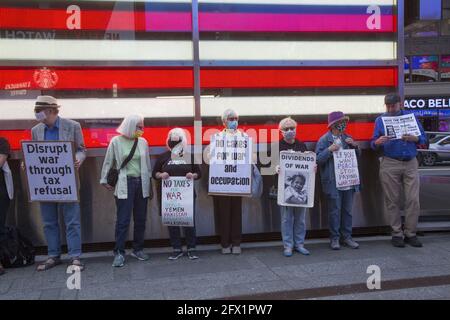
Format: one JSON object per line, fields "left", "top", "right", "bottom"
{"left": 333, "top": 149, "right": 360, "bottom": 189}
{"left": 22, "top": 141, "right": 79, "bottom": 202}
{"left": 277, "top": 151, "right": 316, "bottom": 208}
{"left": 208, "top": 132, "right": 253, "bottom": 196}
{"left": 161, "top": 177, "right": 194, "bottom": 227}
{"left": 381, "top": 113, "right": 421, "bottom": 139}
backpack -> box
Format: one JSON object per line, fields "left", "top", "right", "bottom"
{"left": 0, "top": 226, "right": 35, "bottom": 268}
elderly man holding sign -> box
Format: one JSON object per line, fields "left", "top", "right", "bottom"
{"left": 28, "top": 96, "right": 86, "bottom": 271}
{"left": 209, "top": 109, "right": 252, "bottom": 255}
{"left": 371, "top": 93, "right": 426, "bottom": 248}
{"left": 316, "top": 111, "right": 361, "bottom": 251}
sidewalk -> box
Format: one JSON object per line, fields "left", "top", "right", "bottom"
{"left": 1, "top": 233, "right": 450, "bottom": 300}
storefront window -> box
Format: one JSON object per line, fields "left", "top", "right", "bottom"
{"left": 411, "top": 55, "right": 439, "bottom": 82}
{"left": 441, "top": 55, "right": 450, "bottom": 81}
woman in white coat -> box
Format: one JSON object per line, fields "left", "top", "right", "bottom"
{"left": 100, "top": 115, "right": 152, "bottom": 267}
{"left": 0, "top": 137, "right": 13, "bottom": 275}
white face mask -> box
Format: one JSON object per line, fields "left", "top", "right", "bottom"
{"left": 35, "top": 111, "right": 47, "bottom": 122}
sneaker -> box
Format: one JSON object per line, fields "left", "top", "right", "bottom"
{"left": 112, "top": 253, "right": 125, "bottom": 267}
{"left": 391, "top": 236, "right": 405, "bottom": 248}
{"left": 404, "top": 236, "right": 423, "bottom": 248}
{"left": 131, "top": 251, "right": 150, "bottom": 261}
{"left": 232, "top": 246, "right": 242, "bottom": 255}
{"left": 283, "top": 248, "right": 293, "bottom": 257}
{"left": 343, "top": 238, "right": 359, "bottom": 249}
{"left": 221, "top": 246, "right": 232, "bottom": 254}
{"left": 187, "top": 249, "right": 199, "bottom": 260}
{"left": 330, "top": 239, "right": 340, "bottom": 250}
{"left": 168, "top": 250, "right": 184, "bottom": 260}
{"left": 295, "top": 246, "right": 310, "bottom": 255}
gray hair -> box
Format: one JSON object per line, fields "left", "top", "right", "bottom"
{"left": 117, "top": 114, "right": 144, "bottom": 139}
{"left": 167, "top": 127, "right": 188, "bottom": 149}
{"left": 221, "top": 108, "right": 238, "bottom": 124}
{"left": 279, "top": 117, "right": 297, "bottom": 130}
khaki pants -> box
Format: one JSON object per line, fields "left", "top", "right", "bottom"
{"left": 379, "top": 157, "right": 420, "bottom": 238}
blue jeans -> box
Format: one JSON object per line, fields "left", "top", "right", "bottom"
{"left": 40, "top": 202, "right": 82, "bottom": 258}
{"left": 280, "top": 206, "right": 306, "bottom": 249}
{"left": 114, "top": 177, "right": 148, "bottom": 255}
{"left": 168, "top": 226, "right": 196, "bottom": 250}
{"left": 327, "top": 190, "right": 354, "bottom": 241}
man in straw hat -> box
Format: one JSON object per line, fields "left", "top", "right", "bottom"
{"left": 31, "top": 95, "right": 86, "bottom": 271}
{"left": 371, "top": 93, "right": 426, "bottom": 248}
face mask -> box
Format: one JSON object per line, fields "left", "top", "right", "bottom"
{"left": 282, "top": 130, "right": 296, "bottom": 140}
{"left": 227, "top": 120, "right": 238, "bottom": 130}
{"left": 35, "top": 111, "right": 47, "bottom": 122}
{"left": 334, "top": 122, "right": 347, "bottom": 133}
{"left": 133, "top": 129, "right": 144, "bottom": 138}
{"left": 168, "top": 139, "right": 179, "bottom": 149}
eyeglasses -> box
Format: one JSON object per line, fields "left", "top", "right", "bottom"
{"left": 227, "top": 117, "right": 238, "bottom": 121}
{"left": 136, "top": 125, "right": 144, "bottom": 130}
{"left": 283, "top": 127, "right": 296, "bottom": 132}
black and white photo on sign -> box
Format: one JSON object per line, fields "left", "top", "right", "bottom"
{"left": 277, "top": 151, "right": 316, "bottom": 208}
{"left": 208, "top": 132, "right": 252, "bottom": 196}
{"left": 381, "top": 113, "right": 421, "bottom": 139}
{"left": 284, "top": 171, "right": 308, "bottom": 205}
{"left": 22, "top": 141, "right": 78, "bottom": 202}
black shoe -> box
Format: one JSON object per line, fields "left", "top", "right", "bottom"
{"left": 187, "top": 249, "right": 199, "bottom": 260}
{"left": 168, "top": 250, "right": 184, "bottom": 260}
{"left": 0, "top": 263, "right": 4, "bottom": 276}
{"left": 391, "top": 236, "right": 405, "bottom": 248}
{"left": 404, "top": 236, "right": 423, "bottom": 247}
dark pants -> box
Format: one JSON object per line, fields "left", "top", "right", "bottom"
{"left": 213, "top": 196, "right": 242, "bottom": 248}
{"left": 168, "top": 226, "right": 196, "bottom": 250}
{"left": 114, "top": 177, "right": 148, "bottom": 255}
{"left": 0, "top": 196, "right": 10, "bottom": 243}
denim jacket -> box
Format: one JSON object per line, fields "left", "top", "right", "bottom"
{"left": 315, "top": 131, "right": 361, "bottom": 198}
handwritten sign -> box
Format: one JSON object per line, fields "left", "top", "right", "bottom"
{"left": 208, "top": 132, "right": 252, "bottom": 196}
{"left": 277, "top": 151, "right": 316, "bottom": 208}
{"left": 22, "top": 141, "right": 78, "bottom": 202}
{"left": 381, "top": 113, "right": 421, "bottom": 139}
{"left": 161, "top": 177, "right": 194, "bottom": 227}
{"left": 333, "top": 149, "right": 360, "bottom": 189}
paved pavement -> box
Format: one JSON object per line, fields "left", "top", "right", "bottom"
{"left": 1, "top": 233, "right": 450, "bottom": 300}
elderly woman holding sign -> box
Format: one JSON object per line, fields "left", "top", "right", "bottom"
{"left": 100, "top": 114, "right": 152, "bottom": 267}
{"left": 275, "top": 117, "right": 311, "bottom": 257}
{"left": 315, "top": 111, "right": 361, "bottom": 250}
{"left": 210, "top": 109, "right": 251, "bottom": 255}
{"left": 153, "top": 128, "right": 201, "bottom": 260}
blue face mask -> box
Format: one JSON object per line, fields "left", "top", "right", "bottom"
{"left": 227, "top": 120, "right": 238, "bottom": 130}
{"left": 283, "top": 130, "right": 296, "bottom": 140}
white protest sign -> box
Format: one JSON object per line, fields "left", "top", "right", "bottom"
{"left": 22, "top": 141, "right": 79, "bottom": 202}
{"left": 277, "top": 151, "right": 316, "bottom": 208}
{"left": 161, "top": 177, "right": 194, "bottom": 227}
{"left": 381, "top": 113, "right": 421, "bottom": 139}
{"left": 208, "top": 132, "right": 252, "bottom": 196}
{"left": 333, "top": 149, "right": 360, "bottom": 189}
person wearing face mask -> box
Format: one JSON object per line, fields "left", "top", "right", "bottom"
{"left": 100, "top": 114, "right": 152, "bottom": 267}
{"left": 371, "top": 93, "right": 426, "bottom": 248}
{"left": 275, "top": 117, "right": 311, "bottom": 257}
{"left": 152, "top": 128, "right": 201, "bottom": 260}
{"left": 211, "top": 109, "right": 247, "bottom": 255}
{"left": 316, "top": 111, "right": 361, "bottom": 250}
{"left": 30, "top": 96, "right": 86, "bottom": 272}
{"left": 0, "top": 138, "right": 13, "bottom": 275}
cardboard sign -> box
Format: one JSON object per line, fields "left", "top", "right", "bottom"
{"left": 22, "top": 141, "right": 79, "bottom": 202}
{"left": 277, "top": 151, "right": 316, "bottom": 208}
{"left": 333, "top": 149, "right": 360, "bottom": 189}
{"left": 208, "top": 132, "right": 252, "bottom": 196}
{"left": 381, "top": 113, "right": 421, "bottom": 139}
{"left": 161, "top": 177, "right": 194, "bottom": 227}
